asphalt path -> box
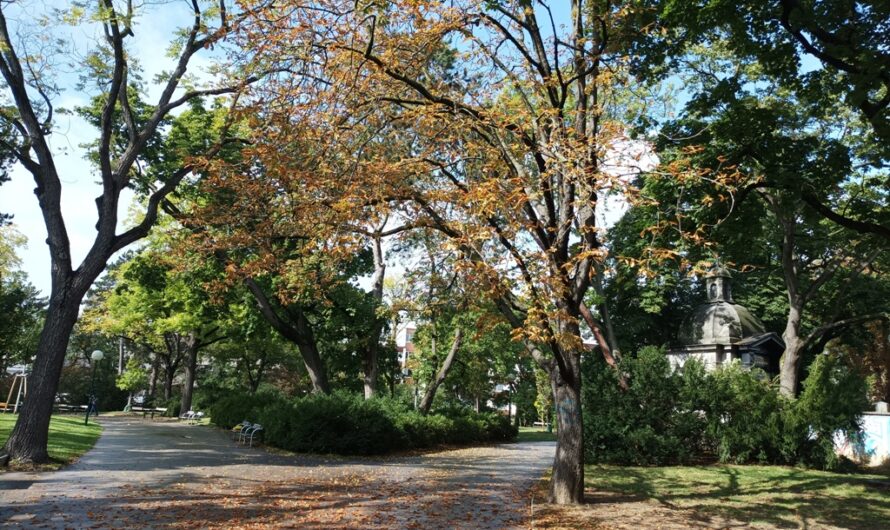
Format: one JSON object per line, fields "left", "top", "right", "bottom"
{"left": 0, "top": 416, "right": 555, "bottom": 529}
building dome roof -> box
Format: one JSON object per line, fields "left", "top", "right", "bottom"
{"left": 680, "top": 265, "right": 767, "bottom": 345}
{"left": 682, "top": 301, "right": 766, "bottom": 345}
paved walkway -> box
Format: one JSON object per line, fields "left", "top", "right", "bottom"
{"left": 0, "top": 417, "right": 555, "bottom": 528}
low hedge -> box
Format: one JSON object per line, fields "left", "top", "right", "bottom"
{"left": 212, "top": 390, "right": 517, "bottom": 455}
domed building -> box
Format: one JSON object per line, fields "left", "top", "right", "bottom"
{"left": 668, "top": 266, "right": 784, "bottom": 374}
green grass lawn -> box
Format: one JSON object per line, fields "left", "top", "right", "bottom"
{"left": 582, "top": 464, "right": 890, "bottom": 529}
{"left": 0, "top": 414, "right": 102, "bottom": 469}
{"left": 516, "top": 426, "right": 557, "bottom": 443}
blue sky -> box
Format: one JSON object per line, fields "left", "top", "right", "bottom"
{"left": 0, "top": 0, "right": 215, "bottom": 295}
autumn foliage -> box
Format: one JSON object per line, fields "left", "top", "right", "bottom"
{"left": 176, "top": 0, "right": 727, "bottom": 504}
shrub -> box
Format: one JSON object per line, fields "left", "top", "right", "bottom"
{"left": 273, "top": 392, "right": 406, "bottom": 455}
{"left": 581, "top": 346, "right": 869, "bottom": 470}
{"left": 479, "top": 412, "right": 517, "bottom": 442}
{"left": 583, "top": 346, "right": 696, "bottom": 465}
{"left": 782, "top": 354, "right": 869, "bottom": 470}
{"left": 702, "top": 364, "right": 784, "bottom": 464}
{"left": 213, "top": 390, "right": 517, "bottom": 455}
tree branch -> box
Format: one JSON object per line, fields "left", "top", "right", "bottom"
{"left": 801, "top": 191, "right": 890, "bottom": 241}
{"left": 801, "top": 313, "right": 889, "bottom": 353}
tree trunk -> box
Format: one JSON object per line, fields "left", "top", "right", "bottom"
{"left": 250, "top": 361, "right": 264, "bottom": 393}
{"left": 291, "top": 314, "right": 330, "bottom": 394}
{"left": 179, "top": 334, "right": 198, "bottom": 414}
{"left": 160, "top": 333, "right": 183, "bottom": 401}
{"left": 418, "top": 328, "right": 463, "bottom": 415}
{"left": 148, "top": 354, "right": 159, "bottom": 401}
{"left": 244, "top": 278, "right": 330, "bottom": 394}
{"left": 779, "top": 303, "right": 804, "bottom": 397}
{"left": 579, "top": 302, "right": 627, "bottom": 390}
{"left": 362, "top": 339, "right": 381, "bottom": 399}
{"left": 593, "top": 265, "right": 622, "bottom": 360}
{"left": 363, "top": 233, "right": 386, "bottom": 399}
{"left": 162, "top": 345, "right": 177, "bottom": 401}
{"left": 118, "top": 337, "right": 125, "bottom": 375}
{"left": 2, "top": 299, "right": 81, "bottom": 463}
{"left": 163, "top": 369, "right": 174, "bottom": 401}
{"left": 243, "top": 353, "right": 266, "bottom": 393}
{"left": 549, "top": 352, "right": 584, "bottom": 504}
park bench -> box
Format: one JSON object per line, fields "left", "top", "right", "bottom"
{"left": 131, "top": 406, "right": 167, "bottom": 418}
{"left": 231, "top": 420, "right": 263, "bottom": 447}
{"left": 179, "top": 410, "right": 205, "bottom": 424}
{"left": 241, "top": 423, "right": 263, "bottom": 447}
{"left": 231, "top": 420, "right": 250, "bottom": 440}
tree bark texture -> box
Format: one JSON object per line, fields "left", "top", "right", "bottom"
{"left": 779, "top": 304, "right": 804, "bottom": 397}
{"left": 148, "top": 354, "right": 159, "bottom": 401}
{"left": 418, "top": 328, "right": 463, "bottom": 415}
{"left": 549, "top": 353, "right": 584, "bottom": 504}
{"left": 2, "top": 300, "right": 81, "bottom": 462}
{"left": 179, "top": 334, "right": 199, "bottom": 414}
{"left": 363, "top": 234, "right": 386, "bottom": 399}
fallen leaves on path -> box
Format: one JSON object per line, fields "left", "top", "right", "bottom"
{"left": 56, "top": 464, "right": 536, "bottom": 529}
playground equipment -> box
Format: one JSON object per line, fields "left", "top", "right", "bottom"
{"left": 2, "top": 365, "right": 29, "bottom": 413}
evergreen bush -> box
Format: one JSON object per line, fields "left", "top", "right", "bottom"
{"left": 582, "top": 346, "right": 695, "bottom": 465}
{"left": 781, "top": 354, "right": 869, "bottom": 469}
{"left": 582, "top": 346, "right": 868, "bottom": 470}
{"left": 211, "top": 390, "right": 517, "bottom": 455}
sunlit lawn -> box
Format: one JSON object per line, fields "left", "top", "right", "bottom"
{"left": 516, "top": 425, "right": 557, "bottom": 443}
{"left": 0, "top": 414, "right": 102, "bottom": 470}
{"left": 533, "top": 464, "right": 890, "bottom": 529}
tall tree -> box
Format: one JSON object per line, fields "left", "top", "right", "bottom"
{"left": 624, "top": 40, "right": 888, "bottom": 396}
{"left": 0, "top": 0, "right": 256, "bottom": 463}
{"left": 235, "top": 0, "right": 686, "bottom": 503}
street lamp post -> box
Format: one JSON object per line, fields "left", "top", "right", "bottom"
{"left": 84, "top": 350, "right": 104, "bottom": 425}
